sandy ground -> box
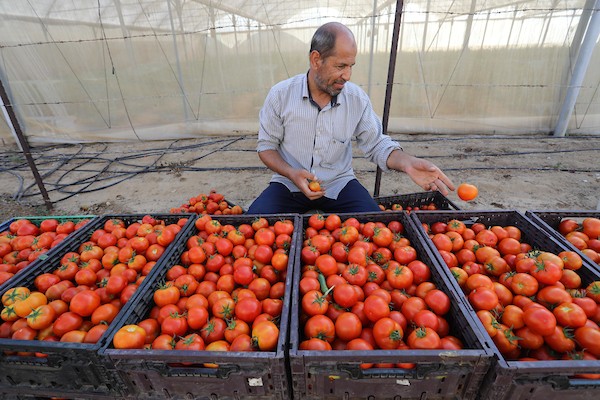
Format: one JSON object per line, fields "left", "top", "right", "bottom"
{"left": 0, "top": 133, "right": 599, "bottom": 222}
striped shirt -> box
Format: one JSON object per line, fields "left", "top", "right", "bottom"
{"left": 257, "top": 73, "right": 402, "bottom": 199}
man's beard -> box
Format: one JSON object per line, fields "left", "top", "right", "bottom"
{"left": 315, "top": 74, "right": 344, "bottom": 97}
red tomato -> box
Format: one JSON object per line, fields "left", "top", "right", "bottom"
{"left": 523, "top": 306, "right": 556, "bottom": 336}
{"left": 252, "top": 320, "right": 279, "bottom": 351}
{"left": 393, "top": 246, "right": 417, "bottom": 265}
{"left": 510, "top": 273, "right": 539, "bottom": 297}
{"left": 152, "top": 334, "right": 176, "bottom": 350}
{"left": 574, "top": 327, "right": 600, "bottom": 357}
{"left": 153, "top": 283, "right": 180, "bottom": 307}
{"left": 113, "top": 324, "right": 146, "bottom": 349}
{"left": 304, "top": 315, "right": 335, "bottom": 343}
{"left": 302, "top": 290, "right": 329, "bottom": 316}
{"left": 363, "top": 294, "right": 390, "bottom": 323}
{"left": 407, "top": 326, "right": 441, "bottom": 349}
{"left": 91, "top": 303, "right": 120, "bottom": 325}
{"left": 333, "top": 283, "right": 359, "bottom": 309}
{"left": 334, "top": 312, "right": 362, "bottom": 342}
{"left": 235, "top": 297, "right": 262, "bottom": 323}
{"left": 386, "top": 264, "right": 413, "bottom": 290}
{"left": 262, "top": 298, "right": 283, "bottom": 318}
{"left": 161, "top": 312, "right": 188, "bottom": 337}
{"left": 372, "top": 317, "right": 403, "bottom": 349}
{"left": 138, "top": 318, "right": 160, "bottom": 344}
{"left": 424, "top": 289, "right": 450, "bottom": 316}
{"left": 468, "top": 287, "right": 499, "bottom": 311}
{"left": 493, "top": 325, "right": 520, "bottom": 358}
{"left": 52, "top": 311, "right": 83, "bottom": 337}
{"left": 553, "top": 302, "right": 587, "bottom": 328}
{"left": 200, "top": 317, "right": 227, "bottom": 344}
{"left": 299, "top": 337, "right": 332, "bottom": 351}
{"left": 175, "top": 333, "right": 205, "bottom": 351}
{"left": 70, "top": 290, "right": 101, "bottom": 317}
{"left": 34, "top": 273, "right": 62, "bottom": 293}
{"left": 308, "top": 214, "right": 326, "bottom": 230}
{"left": 544, "top": 326, "right": 576, "bottom": 354}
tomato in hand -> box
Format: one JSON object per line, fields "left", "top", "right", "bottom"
{"left": 308, "top": 180, "right": 321, "bottom": 192}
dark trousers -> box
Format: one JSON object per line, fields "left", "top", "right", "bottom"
{"left": 247, "top": 179, "right": 381, "bottom": 214}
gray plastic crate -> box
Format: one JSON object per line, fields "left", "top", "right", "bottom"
{"left": 411, "top": 210, "right": 600, "bottom": 400}
{"left": 289, "top": 211, "right": 492, "bottom": 400}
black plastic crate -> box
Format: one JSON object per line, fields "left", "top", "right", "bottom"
{"left": 0, "top": 215, "right": 97, "bottom": 294}
{"left": 526, "top": 210, "right": 600, "bottom": 271}
{"left": 289, "top": 211, "right": 492, "bottom": 400}
{"left": 100, "top": 214, "right": 301, "bottom": 400}
{"left": 0, "top": 213, "right": 194, "bottom": 399}
{"left": 374, "top": 191, "right": 460, "bottom": 212}
{"left": 411, "top": 210, "right": 600, "bottom": 400}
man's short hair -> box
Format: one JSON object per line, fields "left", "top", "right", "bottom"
{"left": 310, "top": 23, "right": 353, "bottom": 60}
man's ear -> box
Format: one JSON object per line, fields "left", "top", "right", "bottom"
{"left": 309, "top": 50, "right": 321, "bottom": 68}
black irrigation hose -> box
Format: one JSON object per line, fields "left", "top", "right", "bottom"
{"left": 3, "top": 135, "right": 599, "bottom": 205}
{"left": 15, "top": 137, "right": 246, "bottom": 202}
{"left": 1, "top": 170, "right": 25, "bottom": 200}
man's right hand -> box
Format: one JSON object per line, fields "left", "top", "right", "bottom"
{"left": 291, "top": 169, "right": 325, "bottom": 200}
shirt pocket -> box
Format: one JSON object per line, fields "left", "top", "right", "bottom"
{"left": 320, "top": 137, "right": 350, "bottom": 169}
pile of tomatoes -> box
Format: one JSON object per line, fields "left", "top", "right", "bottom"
{"left": 378, "top": 202, "right": 438, "bottom": 212}
{"left": 0, "top": 215, "right": 185, "bottom": 349}
{"left": 421, "top": 217, "right": 600, "bottom": 372}
{"left": 297, "top": 214, "right": 463, "bottom": 369}
{"left": 112, "top": 215, "right": 293, "bottom": 358}
{"left": 556, "top": 216, "right": 600, "bottom": 266}
{"left": 0, "top": 218, "right": 91, "bottom": 286}
{"left": 169, "top": 190, "right": 243, "bottom": 215}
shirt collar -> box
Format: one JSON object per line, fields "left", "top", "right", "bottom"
{"left": 303, "top": 71, "right": 339, "bottom": 109}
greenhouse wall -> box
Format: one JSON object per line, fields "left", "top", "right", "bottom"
{"left": 0, "top": 1, "right": 598, "bottom": 144}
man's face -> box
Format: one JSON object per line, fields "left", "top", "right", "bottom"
{"left": 313, "top": 35, "right": 357, "bottom": 97}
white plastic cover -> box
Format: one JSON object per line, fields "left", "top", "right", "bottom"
{"left": 0, "top": 0, "right": 598, "bottom": 144}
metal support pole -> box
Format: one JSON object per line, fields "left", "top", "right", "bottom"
{"left": 374, "top": 0, "right": 404, "bottom": 197}
{"left": 553, "top": 0, "right": 600, "bottom": 137}
{"left": 0, "top": 78, "right": 53, "bottom": 211}
{"left": 570, "top": 0, "right": 596, "bottom": 61}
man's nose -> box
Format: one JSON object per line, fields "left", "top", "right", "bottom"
{"left": 341, "top": 66, "right": 352, "bottom": 81}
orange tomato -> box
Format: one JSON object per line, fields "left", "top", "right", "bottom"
{"left": 457, "top": 183, "right": 478, "bottom": 201}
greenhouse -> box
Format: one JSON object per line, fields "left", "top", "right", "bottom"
{"left": 0, "top": 2, "right": 599, "bottom": 400}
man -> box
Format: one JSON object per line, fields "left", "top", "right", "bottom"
{"left": 247, "top": 22, "right": 454, "bottom": 214}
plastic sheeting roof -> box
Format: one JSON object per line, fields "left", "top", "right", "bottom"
{"left": 1, "top": 1, "right": 394, "bottom": 32}
{"left": 0, "top": 0, "right": 599, "bottom": 144}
